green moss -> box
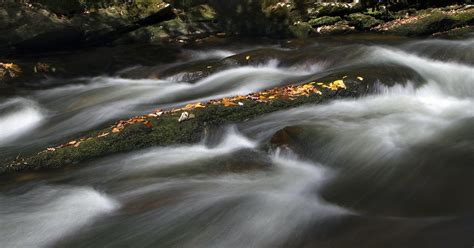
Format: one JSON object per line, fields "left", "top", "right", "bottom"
{"left": 346, "top": 13, "right": 383, "bottom": 31}
{"left": 289, "top": 22, "right": 313, "bottom": 38}
{"left": 187, "top": 4, "right": 217, "bottom": 22}
{"left": 308, "top": 16, "right": 342, "bottom": 27}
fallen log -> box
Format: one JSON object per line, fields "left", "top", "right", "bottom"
{"left": 1, "top": 75, "right": 371, "bottom": 174}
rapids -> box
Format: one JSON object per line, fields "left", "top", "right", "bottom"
{"left": 0, "top": 36, "right": 473, "bottom": 247}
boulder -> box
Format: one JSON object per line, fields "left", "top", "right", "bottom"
{"left": 308, "top": 16, "right": 342, "bottom": 27}
{"left": 346, "top": 13, "right": 383, "bottom": 31}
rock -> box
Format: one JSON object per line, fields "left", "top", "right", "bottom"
{"left": 376, "top": 8, "right": 474, "bottom": 36}
{"left": 28, "top": 0, "right": 84, "bottom": 16}
{"left": 314, "top": 3, "right": 362, "bottom": 17}
{"left": 187, "top": 4, "right": 216, "bottom": 22}
{"left": 0, "top": 2, "right": 68, "bottom": 46}
{"left": 346, "top": 13, "right": 383, "bottom": 31}
{"left": 2, "top": 2, "right": 176, "bottom": 54}
{"left": 316, "top": 22, "right": 356, "bottom": 35}
{"left": 289, "top": 22, "right": 313, "bottom": 39}
{"left": 309, "top": 16, "right": 342, "bottom": 27}
{"left": 270, "top": 126, "right": 305, "bottom": 151}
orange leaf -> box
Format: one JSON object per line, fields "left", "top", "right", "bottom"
{"left": 144, "top": 121, "right": 153, "bottom": 128}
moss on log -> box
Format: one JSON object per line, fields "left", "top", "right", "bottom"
{"left": 1, "top": 76, "right": 371, "bottom": 174}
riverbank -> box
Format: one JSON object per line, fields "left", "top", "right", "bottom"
{"left": 1, "top": 1, "right": 473, "bottom": 56}
{"left": 1, "top": 1, "right": 472, "bottom": 87}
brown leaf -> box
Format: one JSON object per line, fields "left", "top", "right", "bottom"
{"left": 144, "top": 121, "right": 153, "bottom": 128}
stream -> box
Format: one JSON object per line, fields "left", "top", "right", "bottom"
{"left": 0, "top": 36, "right": 473, "bottom": 247}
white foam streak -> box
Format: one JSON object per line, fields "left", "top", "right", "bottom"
{"left": 0, "top": 98, "right": 44, "bottom": 145}
{"left": 188, "top": 49, "right": 237, "bottom": 60}
{"left": 176, "top": 152, "right": 347, "bottom": 248}
{"left": 103, "top": 128, "right": 256, "bottom": 175}
{"left": 370, "top": 47, "right": 474, "bottom": 98}
{"left": 0, "top": 186, "right": 118, "bottom": 248}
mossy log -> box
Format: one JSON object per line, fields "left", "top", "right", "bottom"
{"left": 1, "top": 77, "right": 371, "bottom": 174}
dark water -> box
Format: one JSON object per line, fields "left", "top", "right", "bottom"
{"left": 0, "top": 36, "right": 473, "bottom": 248}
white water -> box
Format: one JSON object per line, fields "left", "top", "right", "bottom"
{"left": 0, "top": 186, "right": 118, "bottom": 248}
{"left": 1, "top": 38, "right": 474, "bottom": 247}
{"left": 0, "top": 98, "right": 45, "bottom": 145}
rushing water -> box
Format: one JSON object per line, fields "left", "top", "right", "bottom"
{"left": 1, "top": 36, "right": 473, "bottom": 247}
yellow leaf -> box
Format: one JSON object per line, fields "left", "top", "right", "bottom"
{"left": 357, "top": 76, "right": 364, "bottom": 81}
{"left": 332, "top": 79, "right": 346, "bottom": 89}
{"left": 313, "top": 89, "right": 322, "bottom": 95}
{"left": 245, "top": 55, "right": 251, "bottom": 60}
{"left": 194, "top": 102, "right": 205, "bottom": 108}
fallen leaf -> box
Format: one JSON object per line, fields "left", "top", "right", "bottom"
{"left": 144, "top": 121, "right": 153, "bottom": 128}
{"left": 98, "top": 132, "right": 110, "bottom": 137}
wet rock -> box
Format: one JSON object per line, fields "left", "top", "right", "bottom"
{"left": 346, "top": 13, "right": 383, "bottom": 31}
{"left": 158, "top": 59, "right": 223, "bottom": 83}
{"left": 270, "top": 126, "right": 306, "bottom": 152}
{"left": 223, "top": 48, "right": 289, "bottom": 65}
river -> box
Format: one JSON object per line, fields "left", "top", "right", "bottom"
{"left": 0, "top": 35, "right": 473, "bottom": 247}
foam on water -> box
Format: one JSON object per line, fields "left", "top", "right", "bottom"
{"left": 0, "top": 186, "right": 118, "bottom": 248}
{"left": 370, "top": 47, "right": 474, "bottom": 98}
{"left": 0, "top": 98, "right": 45, "bottom": 145}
